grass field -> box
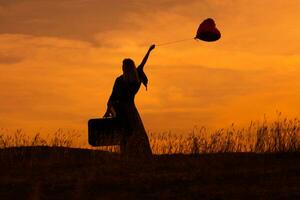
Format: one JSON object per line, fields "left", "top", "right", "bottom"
{"left": 0, "top": 147, "right": 299, "bottom": 199}
{"left": 1, "top": 114, "right": 299, "bottom": 154}
{"left": 0, "top": 115, "right": 299, "bottom": 199}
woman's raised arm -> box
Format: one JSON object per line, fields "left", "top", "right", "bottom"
{"left": 138, "top": 44, "right": 155, "bottom": 70}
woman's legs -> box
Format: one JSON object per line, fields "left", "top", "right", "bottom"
{"left": 119, "top": 105, "right": 152, "bottom": 158}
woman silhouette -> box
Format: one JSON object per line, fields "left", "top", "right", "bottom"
{"left": 104, "top": 45, "right": 155, "bottom": 157}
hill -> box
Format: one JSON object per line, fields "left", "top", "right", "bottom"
{"left": 0, "top": 147, "right": 299, "bottom": 199}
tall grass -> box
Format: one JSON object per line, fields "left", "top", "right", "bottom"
{"left": 0, "top": 128, "right": 81, "bottom": 148}
{"left": 0, "top": 115, "right": 299, "bottom": 154}
{"left": 149, "top": 115, "right": 300, "bottom": 154}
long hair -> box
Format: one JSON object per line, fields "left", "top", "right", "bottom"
{"left": 122, "top": 58, "right": 140, "bottom": 83}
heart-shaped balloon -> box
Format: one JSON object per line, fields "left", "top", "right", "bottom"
{"left": 195, "top": 18, "right": 221, "bottom": 42}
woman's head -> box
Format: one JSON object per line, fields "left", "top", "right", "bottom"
{"left": 122, "top": 58, "right": 140, "bottom": 83}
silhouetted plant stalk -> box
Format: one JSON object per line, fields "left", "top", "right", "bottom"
{"left": 0, "top": 128, "right": 81, "bottom": 148}
{"left": 0, "top": 114, "right": 299, "bottom": 154}
{"left": 149, "top": 115, "right": 300, "bottom": 154}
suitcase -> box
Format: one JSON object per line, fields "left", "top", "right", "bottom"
{"left": 88, "top": 118, "right": 123, "bottom": 146}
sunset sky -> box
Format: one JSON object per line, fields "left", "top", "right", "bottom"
{"left": 1, "top": 0, "right": 300, "bottom": 136}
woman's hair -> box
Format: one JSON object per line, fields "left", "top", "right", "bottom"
{"left": 122, "top": 58, "right": 140, "bottom": 83}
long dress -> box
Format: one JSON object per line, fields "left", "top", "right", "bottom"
{"left": 107, "top": 66, "right": 152, "bottom": 158}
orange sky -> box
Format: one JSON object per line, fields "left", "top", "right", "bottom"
{"left": 1, "top": 0, "right": 300, "bottom": 135}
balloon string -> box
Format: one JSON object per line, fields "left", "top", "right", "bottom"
{"left": 157, "top": 38, "right": 194, "bottom": 46}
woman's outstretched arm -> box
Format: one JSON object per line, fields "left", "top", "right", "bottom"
{"left": 138, "top": 44, "right": 155, "bottom": 70}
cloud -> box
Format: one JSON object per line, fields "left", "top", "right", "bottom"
{"left": 2, "top": 0, "right": 299, "bottom": 55}
{"left": 0, "top": 0, "right": 197, "bottom": 45}
{"left": 1, "top": 0, "right": 300, "bottom": 133}
{"left": 0, "top": 54, "right": 23, "bottom": 64}
{"left": 137, "top": 64, "right": 300, "bottom": 130}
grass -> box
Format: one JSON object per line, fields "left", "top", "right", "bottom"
{"left": 0, "top": 147, "right": 299, "bottom": 199}
{"left": 149, "top": 115, "right": 300, "bottom": 154}
{"left": 1, "top": 114, "right": 299, "bottom": 154}
{"left": 0, "top": 114, "right": 299, "bottom": 199}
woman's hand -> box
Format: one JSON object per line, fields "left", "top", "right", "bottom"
{"left": 103, "top": 105, "right": 117, "bottom": 118}
{"left": 149, "top": 44, "right": 155, "bottom": 52}
{"left": 103, "top": 109, "right": 111, "bottom": 118}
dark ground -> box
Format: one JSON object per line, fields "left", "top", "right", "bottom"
{"left": 0, "top": 147, "right": 299, "bottom": 200}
